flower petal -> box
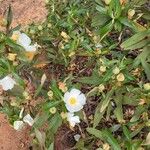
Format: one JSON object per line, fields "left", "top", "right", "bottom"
{"left": 67, "top": 113, "right": 80, "bottom": 127}
{"left": 17, "top": 33, "right": 31, "bottom": 47}
{"left": 70, "top": 88, "right": 81, "bottom": 97}
{"left": 24, "top": 44, "right": 37, "bottom": 52}
{"left": 77, "top": 93, "right": 86, "bottom": 105}
{"left": 0, "top": 76, "right": 16, "bottom": 91}
{"left": 64, "top": 91, "right": 71, "bottom": 103}
{"left": 23, "top": 114, "right": 34, "bottom": 126}
{"left": 13, "top": 121, "right": 24, "bottom": 130}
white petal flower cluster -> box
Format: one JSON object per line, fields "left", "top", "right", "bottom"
{"left": 0, "top": 76, "right": 16, "bottom": 91}
{"left": 64, "top": 88, "right": 86, "bottom": 127}
{"left": 12, "top": 31, "right": 38, "bottom": 52}
{"left": 14, "top": 114, "right": 34, "bottom": 130}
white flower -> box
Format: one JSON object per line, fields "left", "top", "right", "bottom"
{"left": 17, "top": 32, "right": 37, "bottom": 52}
{"left": 64, "top": 88, "right": 86, "bottom": 113}
{"left": 13, "top": 120, "right": 24, "bottom": 130}
{"left": 12, "top": 31, "right": 37, "bottom": 52}
{"left": 67, "top": 113, "right": 80, "bottom": 127}
{"left": 0, "top": 76, "right": 16, "bottom": 91}
{"left": 23, "top": 114, "right": 34, "bottom": 126}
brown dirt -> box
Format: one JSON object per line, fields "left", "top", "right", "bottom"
{"left": 0, "top": 113, "right": 31, "bottom": 150}
{"left": 54, "top": 124, "right": 77, "bottom": 150}
{"left": 0, "top": 0, "right": 47, "bottom": 28}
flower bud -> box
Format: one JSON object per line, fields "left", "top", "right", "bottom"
{"left": 103, "top": 143, "right": 110, "bottom": 150}
{"left": 47, "top": 23, "right": 52, "bottom": 28}
{"left": 47, "top": 90, "right": 53, "bottom": 99}
{"left": 61, "top": 31, "right": 70, "bottom": 39}
{"left": 143, "top": 83, "right": 150, "bottom": 91}
{"left": 117, "top": 73, "right": 125, "bottom": 82}
{"left": 69, "top": 51, "right": 75, "bottom": 57}
{"left": 128, "top": 9, "right": 135, "bottom": 19}
{"left": 113, "top": 67, "right": 120, "bottom": 75}
{"left": 23, "top": 91, "right": 29, "bottom": 98}
{"left": 104, "top": 0, "right": 111, "bottom": 5}
{"left": 100, "top": 66, "right": 106, "bottom": 73}
{"left": 49, "top": 107, "right": 57, "bottom": 114}
{"left": 98, "top": 84, "right": 105, "bottom": 92}
{"left": 45, "top": 0, "right": 49, "bottom": 4}
{"left": 58, "top": 82, "right": 68, "bottom": 93}
{"left": 61, "top": 112, "right": 67, "bottom": 119}
{"left": 38, "top": 25, "right": 43, "bottom": 31}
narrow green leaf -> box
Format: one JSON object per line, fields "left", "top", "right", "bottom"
{"left": 100, "top": 20, "right": 114, "bottom": 40}
{"left": 96, "top": 5, "right": 107, "bottom": 15}
{"left": 102, "top": 130, "right": 121, "bottom": 150}
{"left": 100, "top": 88, "right": 115, "bottom": 112}
{"left": 43, "top": 101, "right": 63, "bottom": 110}
{"left": 121, "top": 30, "right": 150, "bottom": 49}
{"left": 122, "top": 126, "right": 131, "bottom": 140}
{"left": 6, "top": 5, "right": 13, "bottom": 29}
{"left": 123, "top": 39, "right": 149, "bottom": 50}
{"left": 86, "top": 128, "right": 104, "bottom": 140}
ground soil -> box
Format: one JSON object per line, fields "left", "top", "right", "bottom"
{"left": 0, "top": 113, "right": 31, "bottom": 150}
{"left": 0, "top": 0, "right": 47, "bottom": 29}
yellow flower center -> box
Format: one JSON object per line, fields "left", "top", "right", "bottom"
{"left": 69, "top": 97, "right": 77, "bottom": 106}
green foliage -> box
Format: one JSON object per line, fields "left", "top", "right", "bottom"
{"left": 0, "top": 0, "right": 150, "bottom": 149}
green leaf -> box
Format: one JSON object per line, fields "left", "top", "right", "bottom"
{"left": 122, "top": 126, "right": 131, "bottom": 140}
{"left": 130, "top": 124, "right": 145, "bottom": 138}
{"left": 130, "top": 105, "right": 147, "bottom": 122}
{"left": 78, "top": 69, "right": 101, "bottom": 85}
{"left": 93, "top": 101, "right": 106, "bottom": 128}
{"left": 141, "top": 59, "right": 150, "bottom": 81}
{"left": 118, "top": 17, "right": 137, "bottom": 31}
{"left": 100, "top": 20, "right": 114, "bottom": 40}
{"left": 5, "top": 38, "right": 23, "bottom": 52}
{"left": 6, "top": 5, "right": 13, "bottom": 29}
{"left": 121, "top": 30, "right": 150, "bottom": 50}
{"left": 48, "top": 113, "right": 62, "bottom": 133}
{"left": 96, "top": 5, "right": 107, "bottom": 15}
{"left": 109, "top": 0, "right": 122, "bottom": 19}
{"left": 34, "top": 112, "right": 50, "bottom": 128}
{"left": 100, "top": 88, "right": 115, "bottom": 112}
{"left": 133, "top": 46, "right": 150, "bottom": 80}
{"left": 102, "top": 129, "right": 121, "bottom": 150}
{"left": 43, "top": 101, "right": 63, "bottom": 111}
{"left": 87, "top": 128, "right": 121, "bottom": 150}
{"left": 48, "top": 143, "right": 54, "bottom": 150}
{"left": 114, "top": 90, "right": 124, "bottom": 123}
{"left": 35, "top": 128, "right": 46, "bottom": 149}
{"left": 93, "top": 88, "right": 115, "bottom": 127}
{"left": 86, "top": 128, "right": 104, "bottom": 140}
{"left": 92, "top": 14, "right": 110, "bottom": 27}
{"left": 122, "top": 38, "right": 149, "bottom": 50}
